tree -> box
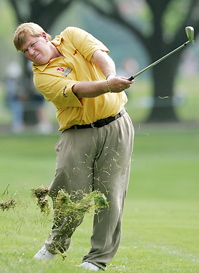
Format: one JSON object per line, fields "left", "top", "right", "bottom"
{"left": 8, "top": 0, "right": 199, "bottom": 122}
{"left": 82, "top": 0, "right": 199, "bottom": 122}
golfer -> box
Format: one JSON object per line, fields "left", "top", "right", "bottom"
{"left": 13, "top": 22, "right": 134, "bottom": 271}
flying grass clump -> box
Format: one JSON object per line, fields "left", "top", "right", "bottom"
{"left": 32, "top": 186, "right": 51, "bottom": 214}
{"left": 53, "top": 189, "right": 109, "bottom": 257}
{"left": 54, "top": 189, "right": 109, "bottom": 225}
{"left": 33, "top": 187, "right": 108, "bottom": 257}
{"left": 0, "top": 198, "right": 16, "bottom": 211}
{"left": 0, "top": 185, "right": 17, "bottom": 211}
{"left": 32, "top": 186, "right": 109, "bottom": 223}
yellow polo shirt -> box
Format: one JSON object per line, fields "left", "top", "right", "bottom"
{"left": 33, "top": 27, "right": 127, "bottom": 130}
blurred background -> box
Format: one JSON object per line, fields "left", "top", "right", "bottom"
{"left": 0, "top": 0, "right": 199, "bottom": 134}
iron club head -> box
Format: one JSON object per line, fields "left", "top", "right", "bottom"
{"left": 185, "top": 26, "right": 194, "bottom": 43}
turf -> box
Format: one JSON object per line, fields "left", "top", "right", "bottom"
{"left": 0, "top": 126, "right": 198, "bottom": 273}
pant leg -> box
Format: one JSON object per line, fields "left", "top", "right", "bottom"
{"left": 45, "top": 112, "right": 134, "bottom": 261}
{"left": 83, "top": 113, "right": 134, "bottom": 270}
{"left": 45, "top": 127, "right": 103, "bottom": 253}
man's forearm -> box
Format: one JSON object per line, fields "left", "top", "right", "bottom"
{"left": 72, "top": 80, "right": 109, "bottom": 98}
{"left": 72, "top": 77, "right": 133, "bottom": 98}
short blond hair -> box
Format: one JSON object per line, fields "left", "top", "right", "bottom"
{"left": 13, "top": 22, "right": 51, "bottom": 51}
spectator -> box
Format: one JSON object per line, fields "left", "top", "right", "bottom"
{"left": 5, "top": 61, "right": 25, "bottom": 133}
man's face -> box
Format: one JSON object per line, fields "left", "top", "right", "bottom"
{"left": 20, "top": 33, "right": 52, "bottom": 65}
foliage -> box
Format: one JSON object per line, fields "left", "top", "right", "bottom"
{"left": 163, "top": 0, "right": 192, "bottom": 39}
{"left": 82, "top": 0, "right": 199, "bottom": 121}
{"left": 8, "top": 0, "right": 74, "bottom": 30}
{"left": 2, "top": 0, "right": 199, "bottom": 123}
{"left": 0, "top": 1, "right": 20, "bottom": 80}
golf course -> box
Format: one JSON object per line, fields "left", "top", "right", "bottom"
{"left": 0, "top": 124, "right": 198, "bottom": 273}
{"left": 1, "top": 1, "right": 199, "bottom": 272}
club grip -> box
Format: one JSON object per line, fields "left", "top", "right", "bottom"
{"left": 128, "top": 76, "right": 134, "bottom": 81}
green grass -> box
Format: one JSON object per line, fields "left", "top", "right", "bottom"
{"left": 0, "top": 127, "right": 199, "bottom": 272}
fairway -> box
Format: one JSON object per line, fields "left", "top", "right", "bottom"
{"left": 0, "top": 125, "right": 198, "bottom": 273}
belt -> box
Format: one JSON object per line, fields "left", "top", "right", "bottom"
{"left": 67, "top": 108, "right": 126, "bottom": 130}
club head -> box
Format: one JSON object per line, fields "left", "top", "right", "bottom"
{"left": 185, "top": 26, "right": 194, "bottom": 43}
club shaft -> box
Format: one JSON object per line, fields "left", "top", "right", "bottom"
{"left": 128, "top": 40, "right": 189, "bottom": 80}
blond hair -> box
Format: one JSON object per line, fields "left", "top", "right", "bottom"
{"left": 13, "top": 22, "right": 51, "bottom": 51}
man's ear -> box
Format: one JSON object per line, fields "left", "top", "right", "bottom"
{"left": 41, "top": 32, "right": 48, "bottom": 41}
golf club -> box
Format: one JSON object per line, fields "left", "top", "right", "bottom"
{"left": 128, "top": 26, "right": 194, "bottom": 81}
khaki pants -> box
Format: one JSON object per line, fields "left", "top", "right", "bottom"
{"left": 45, "top": 112, "right": 134, "bottom": 270}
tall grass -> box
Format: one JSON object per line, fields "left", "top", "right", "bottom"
{"left": 0, "top": 127, "right": 198, "bottom": 272}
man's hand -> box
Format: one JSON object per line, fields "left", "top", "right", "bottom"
{"left": 106, "top": 76, "right": 134, "bottom": 93}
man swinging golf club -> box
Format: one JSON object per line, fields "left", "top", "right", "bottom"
{"left": 13, "top": 22, "right": 134, "bottom": 271}
{"left": 13, "top": 21, "right": 194, "bottom": 271}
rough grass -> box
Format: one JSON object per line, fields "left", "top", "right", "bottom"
{"left": 0, "top": 126, "right": 199, "bottom": 272}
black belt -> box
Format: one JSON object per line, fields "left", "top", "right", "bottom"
{"left": 67, "top": 108, "right": 126, "bottom": 130}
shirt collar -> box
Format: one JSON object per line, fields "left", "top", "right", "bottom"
{"left": 51, "top": 35, "right": 62, "bottom": 47}
{"left": 33, "top": 62, "right": 49, "bottom": 71}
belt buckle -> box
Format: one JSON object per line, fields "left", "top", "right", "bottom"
{"left": 91, "top": 123, "right": 95, "bottom": 128}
